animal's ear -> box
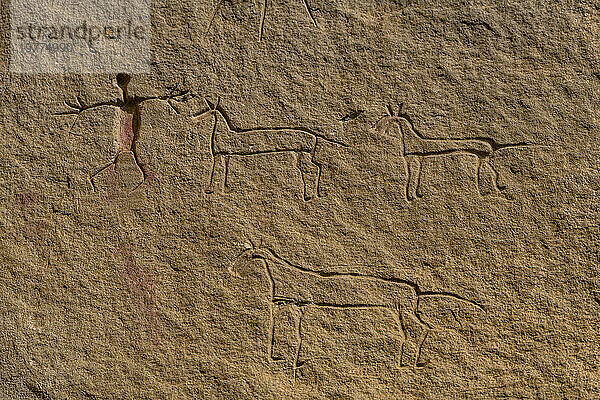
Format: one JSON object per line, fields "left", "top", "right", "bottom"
{"left": 385, "top": 104, "right": 394, "bottom": 116}
{"left": 243, "top": 241, "right": 253, "bottom": 250}
{"left": 398, "top": 103, "right": 404, "bottom": 115}
{"left": 204, "top": 97, "right": 214, "bottom": 109}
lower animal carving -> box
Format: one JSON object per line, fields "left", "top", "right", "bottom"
{"left": 231, "top": 241, "right": 484, "bottom": 378}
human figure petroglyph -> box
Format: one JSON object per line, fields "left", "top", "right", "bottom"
{"left": 230, "top": 241, "right": 484, "bottom": 378}
{"left": 55, "top": 73, "right": 192, "bottom": 193}
{"left": 373, "top": 105, "right": 534, "bottom": 201}
{"left": 205, "top": 0, "right": 318, "bottom": 41}
{"left": 193, "top": 99, "right": 348, "bottom": 201}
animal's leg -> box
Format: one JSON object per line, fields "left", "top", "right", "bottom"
{"left": 89, "top": 152, "right": 122, "bottom": 192}
{"left": 415, "top": 156, "right": 424, "bottom": 198}
{"left": 268, "top": 302, "right": 285, "bottom": 361}
{"left": 412, "top": 296, "right": 433, "bottom": 368}
{"left": 401, "top": 156, "right": 410, "bottom": 201}
{"left": 405, "top": 155, "right": 423, "bottom": 201}
{"left": 223, "top": 155, "right": 231, "bottom": 192}
{"left": 296, "top": 152, "right": 317, "bottom": 201}
{"left": 489, "top": 154, "right": 506, "bottom": 192}
{"left": 414, "top": 329, "right": 430, "bottom": 369}
{"left": 293, "top": 306, "right": 306, "bottom": 380}
{"left": 477, "top": 156, "right": 497, "bottom": 196}
{"left": 205, "top": 154, "right": 221, "bottom": 194}
{"left": 311, "top": 156, "right": 324, "bottom": 198}
{"left": 390, "top": 305, "right": 409, "bottom": 368}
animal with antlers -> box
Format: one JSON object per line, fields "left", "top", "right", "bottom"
{"left": 373, "top": 105, "right": 532, "bottom": 200}
{"left": 55, "top": 73, "right": 192, "bottom": 193}
{"left": 231, "top": 241, "right": 484, "bottom": 377}
{"left": 193, "top": 99, "right": 348, "bottom": 201}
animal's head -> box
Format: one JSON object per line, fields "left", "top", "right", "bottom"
{"left": 371, "top": 104, "right": 408, "bottom": 132}
{"left": 371, "top": 104, "right": 419, "bottom": 152}
{"left": 192, "top": 97, "right": 223, "bottom": 122}
{"left": 228, "top": 239, "right": 275, "bottom": 278}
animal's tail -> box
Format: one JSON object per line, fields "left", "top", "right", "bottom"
{"left": 314, "top": 133, "right": 349, "bottom": 147}
{"left": 418, "top": 291, "right": 485, "bottom": 311}
{"left": 469, "top": 137, "right": 534, "bottom": 152}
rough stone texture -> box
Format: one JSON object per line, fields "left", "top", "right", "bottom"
{"left": 1, "top": 0, "right": 599, "bottom": 398}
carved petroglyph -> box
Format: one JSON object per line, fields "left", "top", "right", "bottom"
{"left": 205, "top": 0, "right": 318, "bottom": 41}
{"left": 54, "top": 73, "right": 192, "bottom": 194}
{"left": 230, "top": 241, "right": 484, "bottom": 378}
{"left": 373, "top": 105, "right": 534, "bottom": 201}
{"left": 193, "top": 99, "right": 348, "bottom": 201}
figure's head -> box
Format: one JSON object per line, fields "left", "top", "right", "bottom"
{"left": 116, "top": 73, "right": 131, "bottom": 90}
{"left": 228, "top": 239, "right": 274, "bottom": 278}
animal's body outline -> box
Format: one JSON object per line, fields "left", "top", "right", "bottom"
{"left": 193, "top": 99, "right": 348, "bottom": 201}
{"left": 232, "top": 241, "right": 484, "bottom": 378}
{"left": 54, "top": 73, "right": 191, "bottom": 193}
{"left": 374, "top": 105, "right": 533, "bottom": 200}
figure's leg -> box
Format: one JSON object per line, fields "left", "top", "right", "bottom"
{"left": 131, "top": 148, "right": 148, "bottom": 183}
{"left": 258, "top": 0, "right": 267, "bottom": 41}
{"left": 204, "top": 0, "right": 224, "bottom": 37}
{"left": 293, "top": 306, "right": 306, "bottom": 380}
{"left": 302, "top": 0, "right": 318, "bottom": 26}
{"left": 405, "top": 155, "right": 423, "bottom": 200}
{"left": 205, "top": 154, "right": 221, "bottom": 194}
{"left": 89, "top": 152, "right": 122, "bottom": 192}
{"left": 129, "top": 149, "right": 151, "bottom": 193}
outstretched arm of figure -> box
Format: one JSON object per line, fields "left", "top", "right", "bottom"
{"left": 137, "top": 90, "right": 194, "bottom": 114}
{"left": 54, "top": 96, "right": 119, "bottom": 115}
{"left": 53, "top": 96, "right": 120, "bottom": 135}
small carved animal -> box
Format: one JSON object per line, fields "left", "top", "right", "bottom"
{"left": 193, "top": 99, "right": 348, "bottom": 201}
{"left": 373, "top": 105, "right": 532, "bottom": 200}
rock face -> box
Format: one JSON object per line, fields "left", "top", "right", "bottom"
{"left": 1, "top": 1, "right": 599, "bottom": 399}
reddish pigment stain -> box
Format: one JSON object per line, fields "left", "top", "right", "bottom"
{"left": 118, "top": 244, "right": 163, "bottom": 345}
{"left": 115, "top": 113, "right": 134, "bottom": 153}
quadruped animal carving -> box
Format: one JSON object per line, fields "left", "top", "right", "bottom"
{"left": 373, "top": 105, "right": 533, "bottom": 201}
{"left": 231, "top": 241, "right": 484, "bottom": 378}
{"left": 193, "top": 99, "right": 348, "bottom": 201}
{"left": 54, "top": 73, "right": 192, "bottom": 193}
